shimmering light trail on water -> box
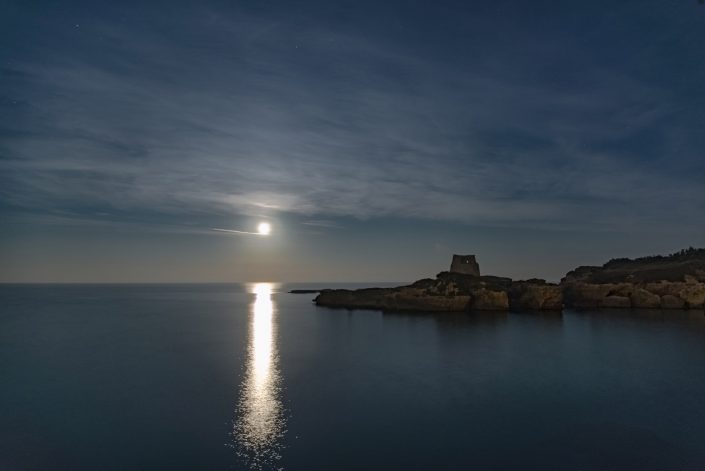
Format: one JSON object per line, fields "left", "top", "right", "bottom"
{"left": 234, "top": 283, "right": 285, "bottom": 469}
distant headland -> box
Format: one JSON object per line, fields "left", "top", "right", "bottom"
{"left": 314, "top": 248, "right": 705, "bottom": 312}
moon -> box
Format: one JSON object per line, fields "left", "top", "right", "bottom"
{"left": 257, "top": 222, "right": 271, "bottom": 236}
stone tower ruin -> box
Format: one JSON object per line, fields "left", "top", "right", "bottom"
{"left": 450, "top": 254, "right": 480, "bottom": 276}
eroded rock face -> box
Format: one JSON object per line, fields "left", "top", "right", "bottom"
{"left": 471, "top": 289, "right": 509, "bottom": 310}
{"left": 314, "top": 288, "right": 390, "bottom": 310}
{"left": 562, "top": 281, "right": 705, "bottom": 309}
{"left": 315, "top": 272, "right": 561, "bottom": 313}
{"left": 660, "top": 295, "right": 685, "bottom": 309}
{"left": 631, "top": 288, "right": 661, "bottom": 308}
{"left": 562, "top": 283, "right": 614, "bottom": 308}
{"left": 680, "top": 284, "right": 705, "bottom": 307}
{"left": 561, "top": 249, "right": 705, "bottom": 309}
{"left": 315, "top": 249, "right": 705, "bottom": 313}
{"left": 509, "top": 280, "right": 563, "bottom": 310}
{"left": 390, "top": 290, "right": 472, "bottom": 311}
{"left": 314, "top": 287, "right": 471, "bottom": 312}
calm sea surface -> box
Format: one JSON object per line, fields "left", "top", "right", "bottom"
{"left": 2, "top": 283, "right": 705, "bottom": 470}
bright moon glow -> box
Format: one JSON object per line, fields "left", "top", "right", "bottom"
{"left": 257, "top": 222, "right": 271, "bottom": 236}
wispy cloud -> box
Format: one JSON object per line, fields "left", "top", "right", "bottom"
{"left": 302, "top": 220, "right": 343, "bottom": 229}
{"left": 1, "top": 2, "right": 703, "bottom": 235}
{"left": 211, "top": 228, "right": 264, "bottom": 236}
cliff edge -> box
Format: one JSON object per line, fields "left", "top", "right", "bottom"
{"left": 561, "top": 248, "right": 705, "bottom": 309}
{"left": 315, "top": 257, "right": 562, "bottom": 312}
{"left": 314, "top": 248, "right": 705, "bottom": 313}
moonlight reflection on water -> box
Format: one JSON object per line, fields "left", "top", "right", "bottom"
{"left": 234, "top": 283, "right": 285, "bottom": 469}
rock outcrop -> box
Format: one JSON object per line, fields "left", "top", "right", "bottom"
{"left": 509, "top": 280, "right": 563, "bottom": 311}
{"left": 315, "top": 271, "right": 561, "bottom": 313}
{"left": 561, "top": 248, "right": 705, "bottom": 309}
{"left": 315, "top": 248, "right": 705, "bottom": 314}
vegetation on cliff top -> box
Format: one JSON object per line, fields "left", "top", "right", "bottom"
{"left": 603, "top": 247, "right": 704, "bottom": 269}
{"left": 563, "top": 247, "right": 705, "bottom": 284}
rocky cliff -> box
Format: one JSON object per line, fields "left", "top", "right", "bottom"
{"left": 314, "top": 248, "right": 705, "bottom": 313}
{"left": 315, "top": 271, "right": 562, "bottom": 312}
{"left": 561, "top": 248, "right": 705, "bottom": 309}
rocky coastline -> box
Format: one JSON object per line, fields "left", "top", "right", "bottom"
{"left": 561, "top": 248, "right": 705, "bottom": 310}
{"left": 314, "top": 248, "right": 705, "bottom": 313}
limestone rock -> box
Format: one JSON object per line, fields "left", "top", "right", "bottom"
{"left": 387, "top": 288, "right": 471, "bottom": 311}
{"left": 509, "top": 281, "right": 563, "bottom": 310}
{"left": 630, "top": 289, "right": 661, "bottom": 308}
{"left": 679, "top": 284, "right": 705, "bottom": 308}
{"left": 315, "top": 268, "right": 558, "bottom": 313}
{"left": 684, "top": 275, "right": 698, "bottom": 284}
{"left": 470, "top": 288, "right": 509, "bottom": 310}
{"left": 316, "top": 249, "right": 705, "bottom": 313}
{"left": 660, "top": 295, "right": 685, "bottom": 309}
{"left": 561, "top": 248, "right": 705, "bottom": 310}
{"left": 562, "top": 283, "right": 615, "bottom": 308}
{"left": 314, "top": 288, "right": 388, "bottom": 310}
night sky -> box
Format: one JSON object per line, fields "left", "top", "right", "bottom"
{"left": 1, "top": 0, "right": 704, "bottom": 282}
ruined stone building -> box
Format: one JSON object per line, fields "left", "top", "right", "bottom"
{"left": 450, "top": 254, "right": 480, "bottom": 276}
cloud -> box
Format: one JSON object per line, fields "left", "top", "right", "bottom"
{"left": 301, "top": 220, "right": 343, "bottom": 229}
{"left": 211, "top": 228, "right": 262, "bottom": 236}
{"left": 1, "top": 3, "right": 703, "bottom": 235}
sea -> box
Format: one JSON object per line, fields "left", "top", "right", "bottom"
{"left": 2, "top": 283, "right": 705, "bottom": 470}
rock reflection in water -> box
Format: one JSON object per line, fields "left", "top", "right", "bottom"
{"left": 234, "top": 283, "right": 285, "bottom": 469}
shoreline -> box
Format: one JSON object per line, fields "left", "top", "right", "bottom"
{"left": 314, "top": 248, "right": 705, "bottom": 313}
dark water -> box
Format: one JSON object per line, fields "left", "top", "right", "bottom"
{"left": 2, "top": 283, "right": 705, "bottom": 471}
